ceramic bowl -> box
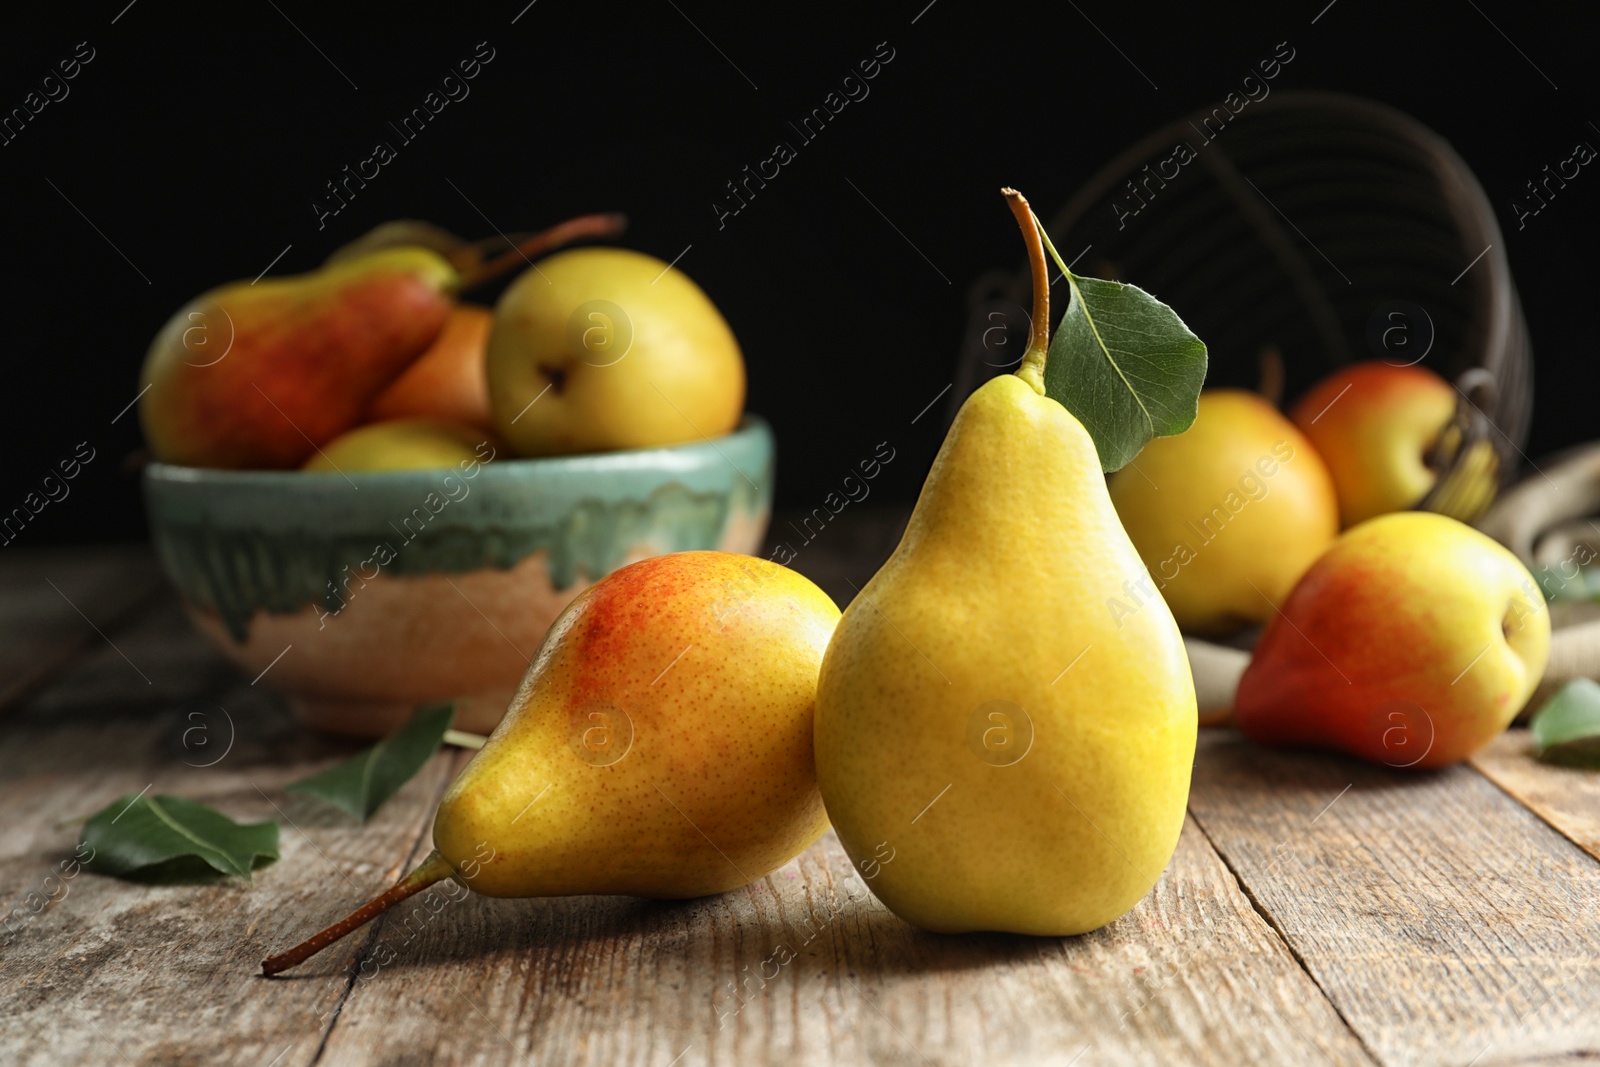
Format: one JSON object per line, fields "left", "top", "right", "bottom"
{"left": 143, "top": 419, "right": 773, "bottom": 737}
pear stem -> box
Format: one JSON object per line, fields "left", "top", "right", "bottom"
{"left": 1002, "top": 188, "right": 1051, "bottom": 393}
{"left": 261, "top": 850, "right": 455, "bottom": 976}
{"left": 442, "top": 729, "right": 489, "bottom": 750}
{"left": 454, "top": 212, "right": 628, "bottom": 292}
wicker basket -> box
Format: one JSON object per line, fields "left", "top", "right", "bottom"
{"left": 955, "top": 91, "right": 1532, "bottom": 512}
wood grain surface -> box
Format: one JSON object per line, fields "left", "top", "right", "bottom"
{"left": 309, "top": 816, "right": 1370, "bottom": 1067}
{"left": 1473, "top": 729, "right": 1600, "bottom": 864}
{"left": 3, "top": 541, "right": 1600, "bottom": 1066}
{"left": 0, "top": 588, "right": 461, "bottom": 1066}
{"left": 0, "top": 544, "right": 164, "bottom": 711}
{"left": 1189, "top": 731, "right": 1600, "bottom": 1066}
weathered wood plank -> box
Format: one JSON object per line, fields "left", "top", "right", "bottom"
{"left": 1473, "top": 729, "right": 1600, "bottom": 864}
{"left": 13, "top": 539, "right": 1600, "bottom": 1065}
{"left": 0, "top": 599, "right": 454, "bottom": 1067}
{"left": 312, "top": 817, "right": 1371, "bottom": 1066}
{"left": 1187, "top": 731, "right": 1600, "bottom": 1066}
{"left": 0, "top": 544, "right": 165, "bottom": 712}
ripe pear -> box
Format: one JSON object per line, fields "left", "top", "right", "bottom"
{"left": 487, "top": 248, "right": 745, "bottom": 457}
{"left": 139, "top": 213, "right": 625, "bottom": 470}
{"left": 140, "top": 247, "right": 457, "bottom": 470}
{"left": 813, "top": 191, "right": 1196, "bottom": 937}
{"left": 1235, "top": 512, "right": 1549, "bottom": 768}
{"left": 366, "top": 304, "right": 495, "bottom": 433}
{"left": 1109, "top": 389, "right": 1338, "bottom": 635}
{"left": 263, "top": 551, "right": 838, "bottom": 974}
{"left": 1290, "top": 361, "right": 1459, "bottom": 526}
{"left": 302, "top": 419, "right": 492, "bottom": 473}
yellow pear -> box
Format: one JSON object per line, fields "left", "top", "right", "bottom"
{"left": 487, "top": 247, "right": 745, "bottom": 457}
{"left": 302, "top": 418, "right": 492, "bottom": 473}
{"left": 1108, "top": 389, "right": 1338, "bottom": 635}
{"left": 813, "top": 192, "right": 1196, "bottom": 936}
{"left": 262, "top": 551, "right": 837, "bottom": 974}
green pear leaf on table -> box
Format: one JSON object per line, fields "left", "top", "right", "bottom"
{"left": 80, "top": 794, "right": 279, "bottom": 883}
{"left": 1035, "top": 226, "right": 1208, "bottom": 473}
{"left": 286, "top": 702, "right": 455, "bottom": 820}
{"left": 1530, "top": 679, "right": 1600, "bottom": 768}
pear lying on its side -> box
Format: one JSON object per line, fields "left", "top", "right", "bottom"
{"left": 434, "top": 551, "right": 838, "bottom": 899}
{"left": 1234, "top": 512, "right": 1549, "bottom": 768}
{"left": 263, "top": 551, "right": 839, "bottom": 974}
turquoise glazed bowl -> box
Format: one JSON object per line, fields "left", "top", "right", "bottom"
{"left": 143, "top": 418, "right": 773, "bottom": 736}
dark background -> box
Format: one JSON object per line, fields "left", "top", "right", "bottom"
{"left": 2, "top": 0, "right": 1595, "bottom": 546}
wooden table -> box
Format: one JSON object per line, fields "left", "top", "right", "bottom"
{"left": 4, "top": 529, "right": 1600, "bottom": 1066}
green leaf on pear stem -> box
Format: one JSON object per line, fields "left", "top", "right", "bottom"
{"left": 1530, "top": 679, "right": 1600, "bottom": 768}
{"left": 286, "top": 702, "right": 455, "bottom": 820}
{"left": 80, "top": 794, "right": 279, "bottom": 884}
{"left": 1034, "top": 226, "right": 1208, "bottom": 472}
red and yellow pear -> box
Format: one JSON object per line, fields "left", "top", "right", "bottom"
{"left": 140, "top": 247, "right": 457, "bottom": 470}
{"left": 1290, "top": 361, "right": 1457, "bottom": 526}
{"left": 1235, "top": 512, "right": 1548, "bottom": 768}
{"left": 262, "top": 551, "right": 838, "bottom": 974}
{"left": 139, "top": 213, "right": 625, "bottom": 469}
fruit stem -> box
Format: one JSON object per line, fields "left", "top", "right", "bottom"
{"left": 261, "top": 849, "right": 455, "bottom": 976}
{"left": 455, "top": 212, "right": 628, "bottom": 292}
{"left": 442, "top": 729, "right": 489, "bottom": 750}
{"left": 1002, "top": 188, "right": 1051, "bottom": 394}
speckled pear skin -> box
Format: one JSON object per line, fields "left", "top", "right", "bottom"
{"left": 815, "top": 374, "right": 1197, "bottom": 936}
{"left": 433, "top": 551, "right": 839, "bottom": 899}
{"left": 1234, "top": 511, "right": 1549, "bottom": 769}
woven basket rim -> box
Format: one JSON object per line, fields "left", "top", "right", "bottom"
{"left": 1037, "top": 90, "right": 1516, "bottom": 371}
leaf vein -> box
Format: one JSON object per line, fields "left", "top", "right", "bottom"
{"left": 143, "top": 796, "right": 244, "bottom": 875}
{"left": 1067, "top": 275, "right": 1156, "bottom": 434}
